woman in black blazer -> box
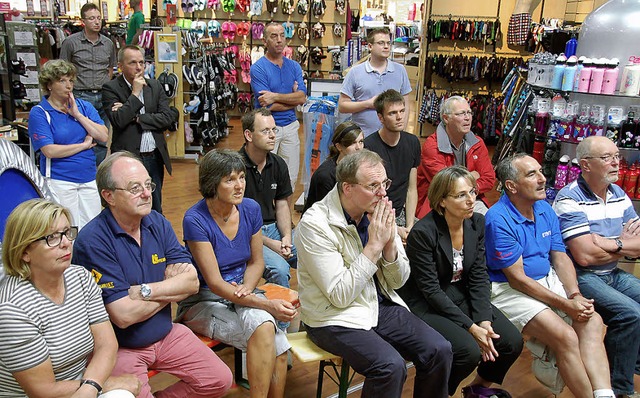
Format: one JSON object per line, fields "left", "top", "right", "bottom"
{"left": 398, "top": 166, "right": 522, "bottom": 396}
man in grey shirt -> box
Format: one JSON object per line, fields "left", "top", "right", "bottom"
{"left": 60, "top": 2, "right": 117, "bottom": 166}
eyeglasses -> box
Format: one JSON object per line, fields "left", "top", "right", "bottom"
{"left": 35, "top": 227, "right": 78, "bottom": 247}
{"left": 113, "top": 181, "right": 157, "bottom": 196}
{"left": 584, "top": 153, "right": 620, "bottom": 164}
{"left": 450, "top": 110, "right": 473, "bottom": 118}
{"left": 355, "top": 178, "right": 392, "bottom": 194}
{"left": 83, "top": 16, "right": 102, "bottom": 22}
{"left": 448, "top": 188, "right": 478, "bottom": 201}
{"left": 373, "top": 41, "right": 391, "bottom": 47}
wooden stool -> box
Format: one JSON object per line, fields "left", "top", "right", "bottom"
{"left": 288, "top": 331, "right": 354, "bottom": 398}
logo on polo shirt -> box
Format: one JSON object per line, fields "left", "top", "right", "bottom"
{"left": 542, "top": 230, "right": 551, "bottom": 238}
{"left": 494, "top": 250, "right": 512, "bottom": 259}
{"left": 271, "top": 183, "right": 277, "bottom": 190}
{"left": 152, "top": 254, "right": 167, "bottom": 264}
{"left": 91, "top": 269, "right": 114, "bottom": 289}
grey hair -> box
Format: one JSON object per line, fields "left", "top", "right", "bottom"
{"left": 440, "top": 95, "right": 468, "bottom": 121}
{"left": 495, "top": 153, "right": 530, "bottom": 187}
{"left": 575, "top": 136, "right": 596, "bottom": 161}
{"left": 118, "top": 45, "right": 145, "bottom": 63}
{"left": 96, "top": 151, "right": 142, "bottom": 207}
{"left": 336, "top": 150, "right": 383, "bottom": 193}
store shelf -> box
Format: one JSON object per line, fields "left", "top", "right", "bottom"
{"left": 529, "top": 84, "right": 640, "bottom": 100}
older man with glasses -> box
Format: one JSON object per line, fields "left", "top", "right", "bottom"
{"left": 296, "top": 149, "right": 453, "bottom": 398}
{"left": 60, "top": 2, "right": 117, "bottom": 166}
{"left": 416, "top": 95, "right": 495, "bottom": 218}
{"left": 338, "top": 27, "right": 412, "bottom": 137}
{"left": 73, "top": 151, "right": 233, "bottom": 398}
{"left": 553, "top": 136, "right": 640, "bottom": 398}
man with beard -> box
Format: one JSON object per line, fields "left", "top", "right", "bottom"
{"left": 295, "top": 150, "right": 452, "bottom": 398}
{"left": 553, "top": 136, "right": 640, "bottom": 398}
{"left": 485, "top": 153, "right": 615, "bottom": 398}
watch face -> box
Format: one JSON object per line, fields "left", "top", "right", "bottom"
{"left": 141, "top": 284, "right": 151, "bottom": 298}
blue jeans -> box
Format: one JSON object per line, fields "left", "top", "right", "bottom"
{"left": 73, "top": 90, "right": 109, "bottom": 166}
{"left": 261, "top": 223, "right": 297, "bottom": 289}
{"left": 577, "top": 267, "right": 640, "bottom": 395}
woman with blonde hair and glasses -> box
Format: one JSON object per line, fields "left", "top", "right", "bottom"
{"left": 28, "top": 59, "right": 108, "bottom": 230}
{"left": 0, "top": 199, "right": 139, "bottom": 398}
{"left": 398, "top": 166, "right": 523, "bottom": 397}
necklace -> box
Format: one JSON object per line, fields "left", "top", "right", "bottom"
{"left": 211, "top": 206, "right": 235, "bottom": 223}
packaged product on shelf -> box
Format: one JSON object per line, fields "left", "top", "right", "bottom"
{"left": 577, "top": 58, "right": 593, "bottom": 93}
{"left": 551, "top": 54, "right": 567, "bottom": 90}
{"left": 588, "top": 57, "right": 607, "bottom": 94}
{"left": 562, "top": 55, "right": 578, "bottom": 92}
{"left": 601, "top": 58, "right": 619, "bottom": 95}
{"left": 567, "top": 158, "right": 581, "bottom": 184}
{"left": 573, "top": 56, "right": 587, "bottom": 91}
{"left": 619, "top": 56, "right": 640, "bottom": 96}
{"left": 606, "top": 106, "right": 625, "bottom": 144}
{"left": 620, "top": 111, "right": 638, "bottom": 148}
{"left": 554, "top": 154, "right": 570, "bottom": 190}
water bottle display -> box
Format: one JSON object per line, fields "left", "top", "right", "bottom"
{"left": 565, "top": 36, "right": 578, "bottom": 58}
{"left": 562, "top": 56, "right": 578, "bottom": 91}
{"left": 601, "top": 58, "right": 620, "bottom": 95}
{"left": 588, "top": 58, "right": 607, "bottom": 94}
{"left": 567, "top": 158, "right": 581, "bottom": 184}
{"left": 619, "top": 56, "right": 640, "bottom": 96}
{"left": 552, "top": 54, "right": 567, "bottom": 90}
{"left": 554, "top": 155, "right": 571, "bottom": 190}
{"left": 577, "top": 58, "right": 594, "bottom": 93}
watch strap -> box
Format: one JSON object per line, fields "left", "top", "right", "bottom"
{"left": 81, "top": 378, "right": 102, "bottom": 393}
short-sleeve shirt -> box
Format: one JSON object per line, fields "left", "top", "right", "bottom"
{"left": 364, "top": 131, "right": 421, "bottom": 215}
{"left": 553, "top": 176, "right": 639, "bottom": 273}
{"left": 28, "top": 96, "right": 102, "bottom": 183}
{"left": 127, "top": 11, "right": 145, "bottom": 45}
{"left": 303, "top": 156, "right": 337, "bottom": 214}
{"left": 0, "top": 266, "right": 108, "bottom": 396}
{"left": 73, "top": 208, "right": 192, "bottom": 348}
{"left": 485, "top": 194, "right": 566, "bottom": 282}
{"left": 59, "top": 31, "right": 117, "bottom": 91}
{"left": 250, "top": 56, "right": 306, "bottom": 127}
{"left": 239, "top": 145, "right": 293, "bottom": 224}
{"left": 340, "top": 60, "right": 412, "bottom": 136}
{"left": 183, "top": 198, "right": 263, "bottom": 286}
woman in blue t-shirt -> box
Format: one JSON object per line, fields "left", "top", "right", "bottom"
{"left": 28, "top": 60, "right": 108, "bottom": 230}
{"left": 177, "top": 149, "right": 295, "bottom": 398}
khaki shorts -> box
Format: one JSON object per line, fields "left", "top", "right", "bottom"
{"left": 491, "top": 268, "right": 572, "bottom": 332}
{"left": 179, "top": 290, "right": 291, "bottom": 356}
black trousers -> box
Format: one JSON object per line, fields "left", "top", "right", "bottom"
{"left": 411, "top": 288, "right": 523, "bottom": 395}
{"left": 141, "top": 150, "right": 165, "bottom": 214}
{"left": 306, "top": 300, "right": 453, "bottom": 398}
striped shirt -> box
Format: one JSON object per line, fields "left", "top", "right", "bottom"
{"left": 0, "top": 265, "right": 109, "bottom": 396}
{"left": 553, "top": 176, "right": 638, "bottom": 273}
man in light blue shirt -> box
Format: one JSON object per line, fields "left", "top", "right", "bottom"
{"left": 338, "top": 27, "right": 412, "bottom": 137}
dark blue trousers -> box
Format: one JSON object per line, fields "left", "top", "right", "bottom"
{"left": 306, "top": 300, "right": 453, "bottom": 398}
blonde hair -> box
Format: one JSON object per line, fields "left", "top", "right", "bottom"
{"left": 428, "top": 166, "right": 477, "bottom": 216}
{"left": 39, "top": 59, "right": 77, "bottom": 92}
{"left": 2, "top": 199, "right": 72, "bottom": 280}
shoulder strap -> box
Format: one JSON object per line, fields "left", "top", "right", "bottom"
{"left": 33, "top": 105, "right": 52, "bottom": 178}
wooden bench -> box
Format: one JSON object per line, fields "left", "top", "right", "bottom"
{"left": 148, "top": 283, "right": 295, "bottom": 390}
{"left": 288, "top": 331, "right": 354, "bottom": 398}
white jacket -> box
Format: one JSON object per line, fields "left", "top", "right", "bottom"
{"left": 295, "top": 186, "right": 410, "bottom": 330}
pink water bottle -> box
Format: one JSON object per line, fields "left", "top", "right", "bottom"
{"left": 601, "top": 58, "right": 620, "bottom": 95}
{"left": 554, "top": 155, "right": 571, "bottom": 190}
{"left": 577, "top": 58, "right": 593, "bottom": 93}
{"left": 588, "top": 58, "right": 607, "bottom": 94}
{"left": 567, "top": 158, "right": 581, "bottom": 184}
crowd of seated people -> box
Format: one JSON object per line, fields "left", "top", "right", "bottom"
{"left": 2, "top": 105, "right": 639, "bottom": 398}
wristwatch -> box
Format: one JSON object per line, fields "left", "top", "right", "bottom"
{"left": 140, "top": 283, "right": 152, "bottom": 300}
{"left": 614, "top": 238, "right": 623, "bottom": 253}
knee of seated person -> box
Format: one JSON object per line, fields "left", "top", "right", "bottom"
{"left": 193, "top": 366, "right": 233, "bottom": 396}
{"left": 377, "top": 354, "right": 408, "bottom": 379}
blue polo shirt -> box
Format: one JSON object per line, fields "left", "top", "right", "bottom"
{"left": 73, "top": 208, "right": 193, "bottom": 348}
{"left": 553, "top": 176, "right": 638, "bottom": 273}
{"left": 250, "top": 56, "right": 306, "bottom": 127}
{"left": 485, "top": 194, "right": 566, "bottom": 282}
{"left": 340, "top": 60, "right": 412, "bottom": 137}
{"left": 28, "top": 96, "right": 102, "bottom": 183}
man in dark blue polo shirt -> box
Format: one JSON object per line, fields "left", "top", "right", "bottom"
{"left": 73, "top": 151, "right": 232, "bottom": 398}
{"left": 485, "top": 153, "right": 615, "bottom": 398}
{"left": 239, "top": 108, "right": 296, "bottom": 292}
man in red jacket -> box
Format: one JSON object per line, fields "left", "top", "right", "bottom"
{"left": 416, "top": 96, "right": 495, "bottom": 218}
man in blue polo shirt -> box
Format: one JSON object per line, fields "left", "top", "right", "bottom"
{"left": 73, "top": 151, "right": 232, "bottom": 398}
{"left": 485, "top": 153, "right": 615, "bottom": 398}
{"left": 338, "top": 27, "right": 412, "bottom": 137}
{"left": 250, "top": 22, "right": 307, "bottom": 190}
{"left": 553, "top": 136, "right": 640, "bottom": 398}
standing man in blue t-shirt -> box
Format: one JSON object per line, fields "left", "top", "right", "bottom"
{"left": 338, "top": 27, "right": 412, "bottom": 137}
{"left": 485, "top": 153, "right": 615, "bottom": 398}
{"left": 553, "top": 136, "right": 640, "bottom": 398}
{"left": 250, "top": 22, "right": 307, "bottom": 191}
{"left": 73, "top": 152, "right": 232, "bottom": 398}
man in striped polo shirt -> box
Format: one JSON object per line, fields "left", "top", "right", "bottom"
{"left": 553, "top": 136, "right": 640, "bottom": 398}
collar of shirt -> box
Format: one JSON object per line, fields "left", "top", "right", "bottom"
{"left": 239, "top": 145, "right": 273, "bottom": 170}
{"left": 343, "top": 208, "right": 370, "bottom": 247}
{"left": 499, "top": 194, "right": 546, "bottom": 225}
{"left": 576, "top": 175, "right": 614, "bottom": 202}
{"left": 364, "top": 59, "right": 394, "bottom": 74}
{"left": 80, "top": 30, "right": 106, "bottom": 45}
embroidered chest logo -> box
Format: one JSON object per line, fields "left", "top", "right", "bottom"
{"left": 152, "top": 254, "right": 167, "bottom": 264}
{"left": 541, "top": 230, "right": 551, "bottom": 238}
{"left": 271, "top": 183, "right": 278, "bottom": 190}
